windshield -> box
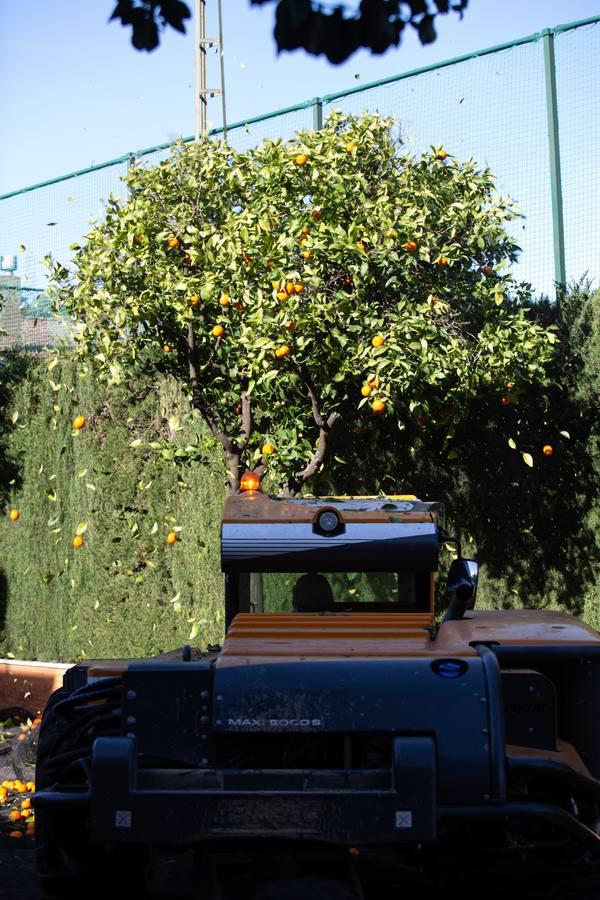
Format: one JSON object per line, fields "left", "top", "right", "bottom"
{"left": 249, "top": 571, "right": 429, "bottom": 613}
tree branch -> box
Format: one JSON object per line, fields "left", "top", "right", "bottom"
{"left": 187, "top": 321, "right": 235, "bottom": 456}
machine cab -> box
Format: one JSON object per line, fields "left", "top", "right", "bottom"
{"left": 221, "top": 488, "right": 446, "bottom": 628}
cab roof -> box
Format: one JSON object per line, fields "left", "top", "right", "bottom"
{"left": 222, "top": 492, "right": 444, "bottom": 527}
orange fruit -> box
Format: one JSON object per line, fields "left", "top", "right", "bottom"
{"left": 166, "top": 531, "right": 178, "bottom": 545}
{"left": 300, "top": 226, "right": 310, "bottom": 238}
{"left": 500, "top": 395, "right": 510, "bottom": 405}
{"left": 188, "top": 294, "right": 200, "bottom": 307}
{"left": 356, "top": 241, "right": 365, "bottom": 251}
{"left": 272, "top": 280, "right": 281, "bottom": 291}
{"left": 211, "top": 324, "right": 224, "bottom": 338}
{"left": 295, "top": 153, "right": 308, "bottom": 166}
{"left": 163, "top": 345, "right": 171, "bottom": 353}
{"left": 435, "top": 149, "right": 448, "bottom": 161}
{"left": 167, "top": 236, "right": 179, "bottom": 249}
{"left": 9, "top": 509, "right": 20, "bottom": 522}
{"left": 73, "top": 415, "right": 86, "bottom": 430}
{"left": 73, "top": 535, "right": 84, "bottom": 549}
{"left": 369, "top": 376, "right": 381, "bottom": 388}
{"left": 275, "top": 345, "right": 290, "bottom": 358}
{"left": 277, "top": 291, "right": 288, "bottom": 302}
{"left": 372, "top": 335, "right": 385, "bottom": 348}
{"left": 543, "top": 444, "right": 553, "bottom": 456}
{"left": 361, "top": 384, "right": 371, "bottom": 397}
{"left": 302, "top": 250, "right": 312, "bottom": 260}
{"left": 262, "top": 442, "right": 275, "bottom": 456}
{"left": 404, "top": 240, "right": 417, "bottom": 252}
{"left": 219, "top": 294, "right": 230, "bottom": 307}
{"left": 372, "top": 399, "right": 386, "bottom": 414}
{"left": 21, "top": 799, "right": 31, "bottom": 810}
{"left": 437, "top": 256, "right": 448, "bottom": 267}
{"left": 345, "top": 141, "right": 356, "bottom": 153}
{"left": 294, "top": 283, "right": 305, "bottom": 294}
{"left": 285, "top": 281, "right": 295, "bottom": 296}
{"left": 8, "top": 810, "right": 20, "bottom": 822}
{"left": 9, "top": 831, "right": 23, "bottom": 840}
{"left": 25, "top": 782, "right": 35, "bottom": 792}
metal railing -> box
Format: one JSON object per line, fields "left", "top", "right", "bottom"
{"left": 1, "top": 14, "right": 598, "bottom": 350}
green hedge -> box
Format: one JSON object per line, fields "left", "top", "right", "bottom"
{"left": 0, "top": 287, "right": 598, "bottom": 662}
{"left": 0, "top": 358, "right": 225, "bottom": 661}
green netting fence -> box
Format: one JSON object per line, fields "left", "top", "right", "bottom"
{"left": 1, "top": 14, "right": 599, "bottom": 350}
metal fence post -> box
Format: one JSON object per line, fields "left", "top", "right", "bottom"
{"left": 542, "top": 28, "right": 566, "bottom": 293}
{"left": 312, "top": 97, "right": 323, "bottom": 130}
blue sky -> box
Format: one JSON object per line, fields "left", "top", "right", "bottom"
{"left": 0, "top": 2, "right": 599, "bottom": 300}
{"left": 1, "top": 1, "right": 599, "bottom": 194}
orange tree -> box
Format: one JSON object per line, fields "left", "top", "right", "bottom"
{"left": 48, "top": 113, "right": 554, "bottom": 494}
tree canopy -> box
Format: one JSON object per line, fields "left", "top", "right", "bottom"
{"left": 48, "top": 113, "right": 554, "bottom": 494}
{"left": 110, "top": 0, "right": 469, "bottom": 60}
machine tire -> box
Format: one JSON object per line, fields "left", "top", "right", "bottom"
{"left": 36, "top": 807, "right": 151, "bottom": 900}
{"left": 249, "top": 876, "right": 359, "bottom": 899}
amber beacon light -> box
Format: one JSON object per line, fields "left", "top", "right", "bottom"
{"left": 240, "top": 471, "right": 261, "bottom": 492}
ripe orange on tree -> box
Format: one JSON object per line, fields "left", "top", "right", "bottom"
{"left": 295, "top": 153, "right": 308, "bottom": 166}
{"left": 372, "top": 335, "right": 385, "bottom": 348}
{"left": 543, "top": 444, "right": 553, "bottom": 456}
{"left": 294, "top": 283, "right": 305, "bottom": 294}
{"left": 211, "top": 324, "right": 224, "bottom": 338}
{"left": 435, "top": 149, "right": 448, "bottom": 161}
{"left": 277, "top": 290, "right": 288, "bottom": 302}
{"left": 73, "top": 415, "right": 86, "bottom": 429}
{"left": 188, "top": 294, "right": 200, "bottom": 307}
{"left": 302, "top": 250, "right": 312, "bottom": 260}
{"left": 404, "top": 240, "right": 417, "bottom": 252}
{"left": 167, "top": 236, "right": 179, "bottom": 249}
{"left": 219, "top": 294, "right": 231, "bottom": 307}
{"left": 345, "top": 141, "right": 356, "bottom": 153}
{"left": 9, "top": 509, "right": 20, "bottom": 522}
{"left": 262, "top": 442, "right": 275, "bottom": 456}
{"left": 500, "top": 395, "right": 511, "bottom": 405}
{"left": 369, "top": 376, "right": 381, "bottom": 388}
{"left": 437, "top": 256, "right": 448, "bottom": 267}
{"left": 275, "top": 345, "right": 290, "bottom": 358}
{"left": 372, "top": 399, "right": 386, "bottom": 414}
{"left": 285, "top": 281, "right": 295, "bottom": 296}
{"left": 163, "top": 345, "right": 172, "bottom": 353}
{"left": 361, "top": 384, "right": 371, "bottom": 397}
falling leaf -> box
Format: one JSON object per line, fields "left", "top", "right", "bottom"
{"left": 93, "top": 600, "right": 100, "bottom": 610}
{"left": 47, "top": 357, "right": 59, "bottom": 371}
{"left": 11, "top": 410, "right": 19, "bottom": 424}
{"left": 559, "top": 430, "right": 570, "bottom": 439}
{"left": 521, "top": 452, "right": 534, "bottom": 468}
{"left": 77, "top": 468, "right": 88, "bottom": 478}
{"left": 46, "top": 221, "right": 57, "bottom": 227}
{"left": 75, "top": 522, "right": 88, "bottom": 535}
{"left": 19, "top": 244, "right": 26, "bottom": 253}
{"left": 150, "top": 522, "right": 158, "bottom": 535}
{"left": 129, "top": 438, "right": 142, "bottom": 447}
{"left": 508, "top": 438, "right": 516, "bottom": 449}
{"left": 189, "top": 623, "right": 199, "bottom": 640}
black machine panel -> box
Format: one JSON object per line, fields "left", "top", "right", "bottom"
{"left": 502, "top": 669, "right": 557, "bottom": 751}
{"left": 213, "top": 657, "right": 495, "bottom": 805}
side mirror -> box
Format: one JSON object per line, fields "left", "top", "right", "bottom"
{"left": 442, "top": 558, "right": 478, "bottom": 622}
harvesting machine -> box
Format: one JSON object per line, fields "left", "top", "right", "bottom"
{"left": 33, "top": 483, "right": 600, "bottom": 898}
